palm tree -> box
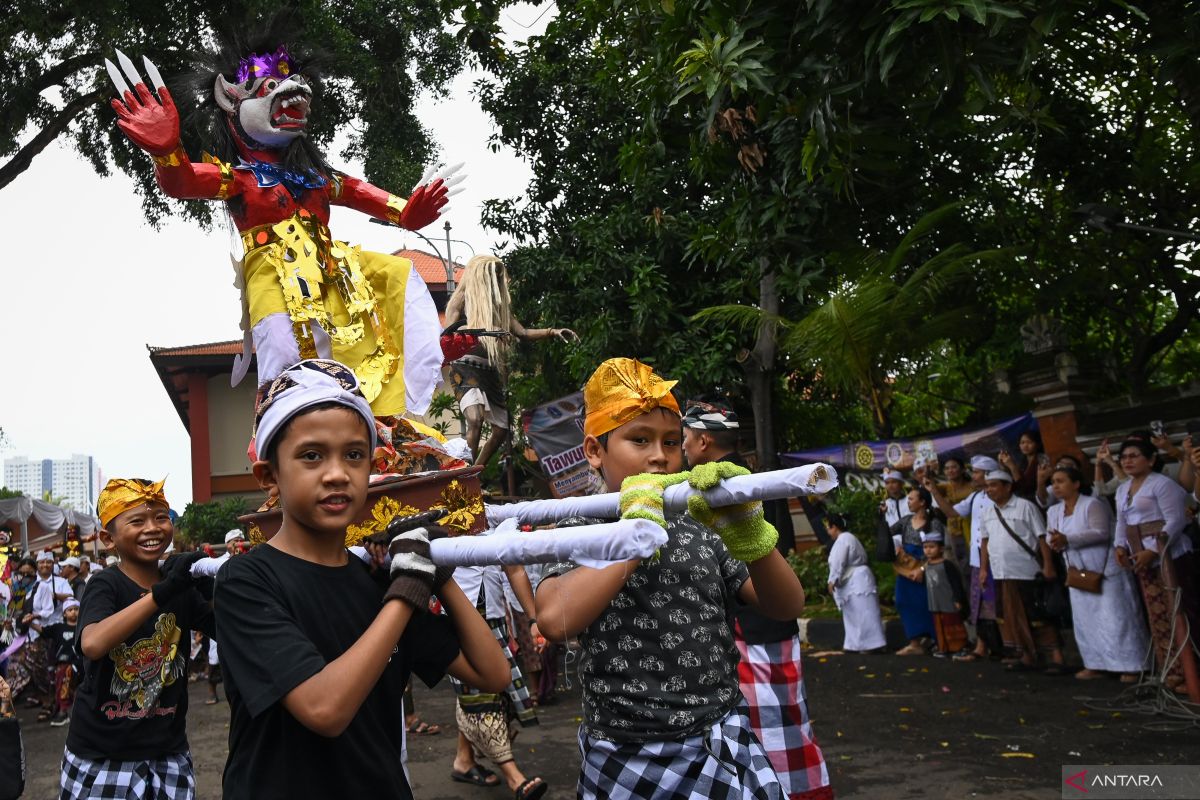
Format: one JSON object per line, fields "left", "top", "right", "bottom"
{"left": 695, "top": 204, "right": 1008, "bottom": 438}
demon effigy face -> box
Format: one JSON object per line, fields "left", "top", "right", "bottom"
{"left": 214, "top": 46, "right": 311, "bottom": 149}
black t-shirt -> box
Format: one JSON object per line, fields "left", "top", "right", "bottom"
{"left": 41, "top": 622, "right": 81, "bottom": 667}
{"left": 67, "top": 567, "right": 215, "bottom": 760}
{"left": 216, "top": 545, "right": 461, "bottom": 800}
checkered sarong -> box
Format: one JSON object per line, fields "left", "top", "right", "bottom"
{"left": 577, "top": 704, "right": 784, "bottom": 800}
{"left": 60, "top": 747, "right": 195, "bottom": 800}
{"left": 735, "top": 634, "right": 832, "bottom": 800}
{"left": 451, "top": 618, "right": 537, "bottom": 727}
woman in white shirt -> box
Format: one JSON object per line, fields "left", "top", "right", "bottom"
{"left": 826, "top": 514, "right": 887, "bottom": 653}
{"left": 1113, "top": 438, "right": 1197, "bottom": 694}
{"left": 1047, "top": 466, "right": 1148, "bottom": 682}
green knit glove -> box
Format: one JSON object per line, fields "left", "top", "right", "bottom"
{"left": 687, "top": 462, "right": 778, "bottom": 563}
{"left": 619, "top": 472, "right": 691, "bottom": 529}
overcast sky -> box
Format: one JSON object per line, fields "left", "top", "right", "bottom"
{"left": 0, "top": 5, "right": 554, "bottom": 509}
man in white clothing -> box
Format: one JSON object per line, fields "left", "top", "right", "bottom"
{"left": 977, "top": 470, "right": 1067, "bottom": 673}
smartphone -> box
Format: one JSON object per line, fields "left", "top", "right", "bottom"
{"left": 1038, "top": 453, "right": 1051, "bottom": 467}
{"left": 1150, "top": 420, "right": 1165, "bottom": 438}
{"left": 1187, "top": 420, "right": 1200, "bottom": 441}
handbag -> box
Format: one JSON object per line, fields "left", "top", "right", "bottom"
{"left": 1062, "top": 523, "right": 1108, "bottom": 594}
{"left": 994, "top": 507, "right": 1070, "bottom": 623}
{"left": 1065, "top": 566, "right": 1102, "bottom": 593}
{"left": 892, "top": 549, "right": 924, "bottom": 581}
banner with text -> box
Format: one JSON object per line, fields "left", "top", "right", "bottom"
{"left": 522, "top": 392, "right": 601, "bottom": 498}
{"left": 781, "top": 413, "right": 1036, "bottom": 493}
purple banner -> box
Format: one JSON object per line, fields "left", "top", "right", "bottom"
{"left": 781, "top": 413, "right": 1036, "bottom": 476}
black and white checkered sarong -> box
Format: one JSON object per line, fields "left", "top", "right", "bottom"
{"left": 60, "top": 747, "right": 195, "bottom": 800}
{"left": 577, "top": 704, "right": 784, "bottom": 800}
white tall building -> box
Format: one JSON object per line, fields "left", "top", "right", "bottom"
{"left": 3, "top": 454, "right": 102, "bottom": 512}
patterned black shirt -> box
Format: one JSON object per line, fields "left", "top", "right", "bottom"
{"left": 544, "top": 514, "right": 750, "bottom": 743}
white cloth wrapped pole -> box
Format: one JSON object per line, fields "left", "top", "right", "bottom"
{"left": 429, "top": 518, "right": 665, "bottom": 567}
{"left": 485, "top": 463, "right": 838, "bottom": 526}
{"left": 191, "top": 518, "right": 665, "bottom": 575}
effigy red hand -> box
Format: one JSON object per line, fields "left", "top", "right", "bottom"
{"left": 399, "top": 179, "right": 448, "bottom": 231}
{"left": 399, "top": 162, "right": 466, "bottom": 230}
{"left": 106, "top": 51, "right": 180, "bottom": 157}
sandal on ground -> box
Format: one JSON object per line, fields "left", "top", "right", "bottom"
{"left": 451, "top": 765, "right": 500, "bottom": 787}
{"left": 952, "top": 651, "right": 980, "bottom": 663}
{"left": 407, "top": 719, "right": 441, "bottom": 736}
{"left": 514, "top": 777, "right": 548, "bottom": 800}
{"left": 205, "top": 697, "right": 221, "bottom": 705}
{"left": 1004, "top": 661, "right": 1036, "bottom": 673}
{"left": 896, "top": 643, "right": 924, "bottom": 656}
{"left": 1119, "top": 673, "right": 1139, "bottom": 684}
{"left": 1074, "top": 669, "right": 1104, "bottom": 681}
{"left": 1042, "top": 664, "right": 1070, "bottom": 676}
{"left": 36, "top": 709, "right": 53, "bottom": 722}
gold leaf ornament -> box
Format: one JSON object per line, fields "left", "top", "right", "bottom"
{"left": 438, "top": 480, "right": 484, "bottom": 534}
{"left": 345, "top": 496, "right": 420, "bottom": 547}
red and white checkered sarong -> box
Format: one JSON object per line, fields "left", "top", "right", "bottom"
{"left": 735, "top": 632, "right": 833, "bottom": 800}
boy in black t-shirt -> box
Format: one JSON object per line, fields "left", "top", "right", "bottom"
{"left": 61, "top": 477, "right": 211, "bottom": 800}
{"left": 216, "top": 359, "right": 509, "bottom": 800}
{"left": 29, "top": 597, "right": 82, "bottom": 727}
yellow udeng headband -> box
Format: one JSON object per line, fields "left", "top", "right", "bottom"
{"left": 583, "top": 358, "right": 681, "bottom": 439}
{"left": 97, "top": 478, "right": 168, "bottom": 527}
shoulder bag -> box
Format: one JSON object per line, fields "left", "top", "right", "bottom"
{"left": 1064, "top": 547, "right": 1105, "bottom": 594}
{"left": 994, "top": 506, "right": 1070, "bottom": 622}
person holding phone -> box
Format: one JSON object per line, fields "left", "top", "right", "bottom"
{"left": 999, "top": 429, "right": 1046, "bottom": 501}
{"left": 1092, "top": 438, "right": 1127, "bottom": 497}
{"left": 1114, "top": 438, "right": 1197, "bottom": 694}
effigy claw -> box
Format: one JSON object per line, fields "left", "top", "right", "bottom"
{"left": 443, "top": 172, "right": 466, "bottom": 189}
{"left": 447, "top": 186, "right": 465, "bottom": 198}
{"left": 115, "top": 49, "right": 145, "bottom": 90}
{"left": 434, "top": 161, "right": 465, "bottom": 182}
{"left": 142, "top": 56, "right": 166, "bottom": 93}
{"left": 104, "top": 58, "right": 132, "bottom": 97}
{"left": 415, "top": 166, "right": 437, "bottom": 191}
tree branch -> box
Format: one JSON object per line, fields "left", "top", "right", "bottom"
{"left": 0, "top": 89, "right": 103, "bottom": 191}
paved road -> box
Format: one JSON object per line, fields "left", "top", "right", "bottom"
{"left": 20, "top": 649, "right": 1200, "bottom": 798}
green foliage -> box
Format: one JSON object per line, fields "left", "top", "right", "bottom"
{"left": 425, "top": 391, "right": 461, "bottom": 438}
{"left": 480, "top": 0, "right": 1200, "bottom": 456}
{"left": 178, "top": 496, "right": 249, "bottom": 546}
{"left": 0, "top": 0, "right": 483, "bottom": 221}
{"left": 0, "top": 487, "right": 23, "bottom": 500}
{"left": 872, "top": 561, "right": 897, "bottom": 610}
{"left": 824, "top": 489, "right": 880, "bottom": 549}
{"left": 786, "top": 547, "right": 830, "bottom": 602}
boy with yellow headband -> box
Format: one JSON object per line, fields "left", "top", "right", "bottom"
{"left": 537, "top": 358, "right": 807, "bottom": 800}
{"left": 61, "top": 477, "right": 212, "bottom": 800}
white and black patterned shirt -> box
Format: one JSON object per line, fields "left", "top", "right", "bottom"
{"left": 544, "top": 514, "right": 750, "bottom": 743}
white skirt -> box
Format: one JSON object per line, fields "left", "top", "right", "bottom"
{"left": 1071, "top": 570, "right": 1151, "bottom": 673}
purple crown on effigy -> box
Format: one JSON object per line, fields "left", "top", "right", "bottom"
{"left": 235, "top": 45, "right": 295, "bottom": 83}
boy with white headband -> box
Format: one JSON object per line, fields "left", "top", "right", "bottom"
{"left": 537, "top": 358, "right": 807, "bottom": 800}
{"left": 215, "top": 358, "right": 508, "bottom": 799}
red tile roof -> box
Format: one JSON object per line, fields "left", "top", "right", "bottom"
{"left": 148, "top": 340, "right": 244, "bottom": 357}
{"left": 394, "top": 248, "right": 464, "bottom": 287}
